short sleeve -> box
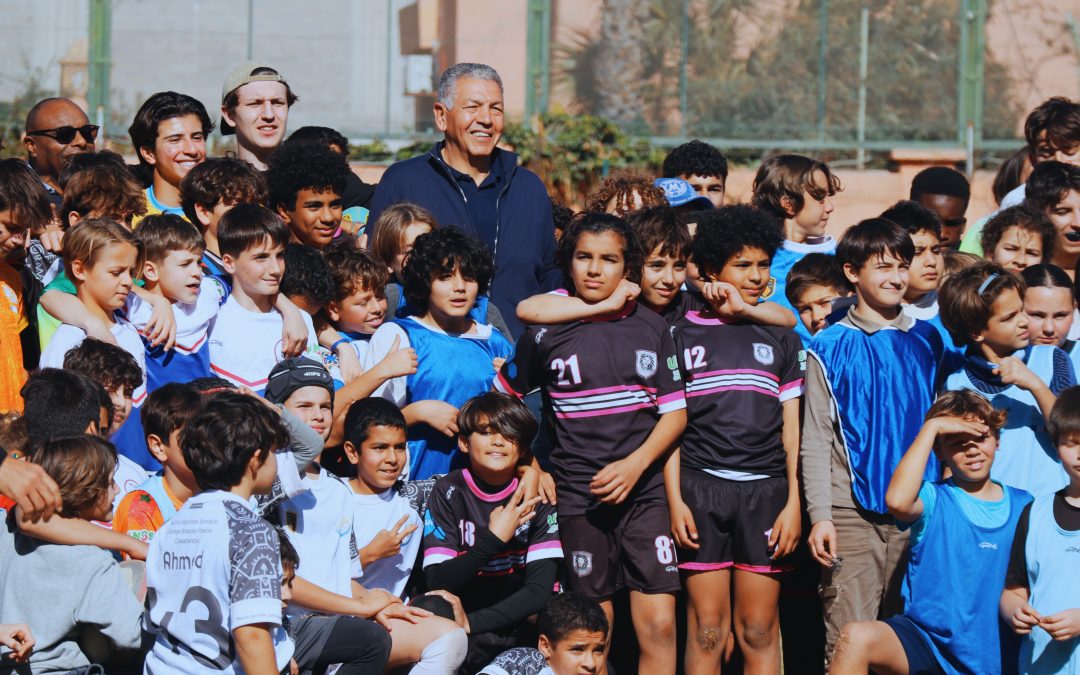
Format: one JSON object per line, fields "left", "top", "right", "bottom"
{"left": 495, "top": 326, "right": 545, "bottom": 398}
{"left": 655, "top": 323, "right": 686, "bottom": 414}
{"left": 421, "top": 478, "right": 462, "bottom": 568}
{"left": 778, "top": 332, "right": 806, "bottom": 403}
{"left": 364, "top": 322, "right": 410, "bottom": 405}
{"left": 525, "top": 502, "right": 563, "bottom": 563}
{"left": 113, "top": 490, "right": 165, "bottom": 545}
{"left": 902, "top": 482, "right": 938, "bottom": 547}
{"left": 1005, "top": 501, "right": 1033, "bottom": 588}
{"left": 227, "top": 516, "right": 283, "bottom": 629}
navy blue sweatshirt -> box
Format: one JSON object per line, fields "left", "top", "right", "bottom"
{"left": 368, "top": 142, "right": 561, "bottom": 338}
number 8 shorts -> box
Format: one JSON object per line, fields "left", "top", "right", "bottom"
{"left": 559, "top": 500, "right": 682, "bottom": 599}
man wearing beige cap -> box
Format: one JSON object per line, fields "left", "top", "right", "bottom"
{"left": 220, "top": 62, "right": 297, "bottom": 171}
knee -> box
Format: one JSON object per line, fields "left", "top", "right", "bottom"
{"left": 643, "top": 613, "right": 677, "bottom": 646}
{"left": 831, "top": 622, "right": 870, "bottom": 665}
{"left": 692, "top": 625, "right": 727, "bottom": 654}
{"left": 736, "top": 614, "right": 779, "bottom": 652}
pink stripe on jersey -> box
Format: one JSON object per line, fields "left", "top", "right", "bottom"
{"left": 549, "top": 383, "right": 658, "bottom": 398}
{"left": 210, "top": 363, "right": 268, "bottom": 388}
{"left": 424, "top": 547, "right": 459, "bottom": 559}
{"left": 463, "top": 470, "right": 519, "bottom": 502}
{"left": 692, "top": 368, "right": 779, "bottom": 382}
{"left": 779, "top": 379, "right": 804, "bottom": 392}
{"left": 528, "top": 541, "right": 562, "bottom": 552}
{"left": 494, "top": 371, "right": 521, "bottom": 398}
{"left": 687, "top": 384, "right": 778, "bottom": 399}
{"left": 556, "top": 401, "right": 653, "bottom": 419}
{"left": 679, "top": 561, "right": 734, "bottom": 571}
{"left": 656, "top": 391, "right": 685, "bottom": 407}
{"left": 684, "top": 310, "right": 727, "bottom": 326}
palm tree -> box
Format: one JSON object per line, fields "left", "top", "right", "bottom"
{"left": 593, "top": 0, "right": 652, "bottom": 128}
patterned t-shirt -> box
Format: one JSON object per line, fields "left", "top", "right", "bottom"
{"left": 144, "top": 490, "right": 293, "bottom": 674}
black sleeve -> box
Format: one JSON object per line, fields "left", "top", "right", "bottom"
{"left": 466, "top": 559, "right": 559, "bottom": 635}
{"left": 425, "top": 529, "right": 506, "bottom": 593}
{"left": 1005, "top": 501, "right": 1033, "bottom": 589}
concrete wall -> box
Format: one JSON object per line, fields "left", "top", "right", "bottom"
{"left": 0, "top": 0, "right": 418, "bottom": 138}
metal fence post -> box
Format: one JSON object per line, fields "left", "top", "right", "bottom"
{"left": 857, "top": 7, "right": 869, "bottom": 169}
{"left": 88, "top": 0, "right": 111, "bottom": 136}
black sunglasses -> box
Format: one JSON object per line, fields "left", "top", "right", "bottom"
{"left": 26, "top": 124, "right": 99, "bottom": 144}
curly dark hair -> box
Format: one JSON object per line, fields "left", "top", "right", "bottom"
{"left": 585, "top": 171, "right": 667, "bottom": 215}
{"left": 62, "top": 338, "right": 143, "bottom": 396}
{"left": 558, "top": 212, "right": 643, "bottom": 286}
{"left": 981, "top": 205, "right": 1055, "bottom": 263}
{"left": 280, "top": 243, "right": 336, "bottom": 306}
{"left": 267, "top": 142, "right": 350, "bottom": 211}
{"left": 324, "top": 245, "right": 390, "bottom": 302}
{"left": 180, "top": 156, "right": 268, "bottom": 225}
{"left": 1025, "top": 160, "right": 1080, "bottom": 214}
{"left": 661, "top": 139, "right": 729, "bottom": 180}
{"left": 283, "top": 126, "right": 349, "bottom": 154}
{"left": 691, "top": 205, "right": 784, "bottom": 277}
{"left": 402, "top": 227, "right": 494, "bottom": 313}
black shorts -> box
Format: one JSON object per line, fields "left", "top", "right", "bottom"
{"left": 560, "top": 500, "right": 681, "bottom": 599}
{"left": 677, "top": 469, "right": 792, "bottom": 573}
{"left": 882, "top": 615, "right": 945, "bottom": 675}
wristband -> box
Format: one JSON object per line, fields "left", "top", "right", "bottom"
{"left": 330, "top": 338, "right": 352, "bottom": 354}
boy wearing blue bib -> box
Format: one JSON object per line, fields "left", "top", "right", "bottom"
{"left": 940, "top": 262, "right": 1075, "bottom": 496}
{"left": 1001, "top": 387, "right": 1080, "bottom": 674}
{"left": 801, "top": 218, "right": 945, "bottom": 663}
{"left": 832, "top": 390, "right": 1032, "bottom": 675}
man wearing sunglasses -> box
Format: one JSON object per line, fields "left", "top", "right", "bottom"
{"left": 22, "top": 98, "right": 97, "bottom": 206}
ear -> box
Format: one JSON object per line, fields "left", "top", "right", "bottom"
{"left": 457, "top": 434, "right": 470, "bottom": 456}
{"left": 842, "top": 262, "right": 860, "bottom": 285}
{"left": 433, "top": 102, "right": 450, "bottom": 133}
{"left": 971, "top": 331, "right": 985, "bottom": 344}
{"left": 70, "top": 257, "right": 89, "bottom": 282}
{"left": 67, "top": 211, "right": 82, "bottom": 228}
{"left": 246, "top": 448, "right": 268, "bottom": 478}
{"left": 537, "top": 634, "right": 553, "bottom": 660}
{"left": 343, "top": 441, "right": 361, "bottom": 466}
{"left": 221, "top": 253, "right": 238, "bottom": 275}
{"left": 85, "top": 419, "right": 99, "bottom": 436}
{"left": 193, "top": 202, "right": 214, "bottom": 229}
{"left": 275, "top": 202, "right": 292, "bottom": 223}
{"left": 220, "top": 105, "right": 236, "bottom": 129}
{"left": 142, "top": 259, "right": 160, "bottom": 283}
{"left": 779, "top": 195, "right": 797, "bottom": 219}
{"left": 326, "top": 300, "right": 342, "bottom": 323}
{"left": 146, "top": 434, "right": 169, "bottom": 463}
{"left": 22, "top": 136, "right": 37, "bottom": 160}
{"left": 138, "top": 145, "right": 158, "bottom": 167}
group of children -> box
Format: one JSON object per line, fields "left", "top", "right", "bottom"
{"left": 0, "top": 86, "right": 1078, "bottom": 675}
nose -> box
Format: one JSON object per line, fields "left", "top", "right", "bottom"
{"left": 260, "top": 100, "right": 275, "bottom": 120}
{"left": 320, "top": 205, "right": 336, "bottom": 224}
{"left": 747, "top": 266, "right": 763, "bottom": 284}
{"left": 823, "top": 196, "right": 834, "bottom": 215}
{"left": 1018, "top": 312, "right": 1029, "bottom": 329}
{"left": 476, "top": 104, "right": 492, "bottom": 126}
{"left": 587, "top": 257, "right": 601, "bottom": 276}
{"left": 181, "top": 135, "right": 197, "bottom": 157}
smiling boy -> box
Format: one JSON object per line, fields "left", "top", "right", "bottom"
{"left": 127, "top": 91, "right": 212, "bottom": 224}
{"left": 268, "top": 142, "right": 350, "bottom": 250}
{"left": 800, "top": 218, "right": 944, "bottom": 664}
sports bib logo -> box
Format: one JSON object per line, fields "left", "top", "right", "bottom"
{"left": 636, "top": 350, "right": 658, "bottom": 378}
{"left": 571, "top": 551, "right": 593, "bottom": 577}
{"left": 535, "top": 327, "right": 547, "bottom": 344}
{"left": 761, "top": 277, "right": 776, "bottom": 300}
{"left": 753, "top": 343, "right": 774, "bottom": 365}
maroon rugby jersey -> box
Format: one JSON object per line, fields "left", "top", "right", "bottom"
{"left": 496, "top": 301, "right": 686, "bottom": 516}
{"left": 672, "top": 310, "right": 804, "bottom": 476}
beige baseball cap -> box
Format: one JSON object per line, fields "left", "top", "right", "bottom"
{"left": 220, "top": 61, "right": 290, "bottom": 134}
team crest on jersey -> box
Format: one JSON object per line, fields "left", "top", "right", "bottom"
{"left": 752, "top": 343, "right": 774, "bottom": 365}
{"left": 762, "top": 277, "right": 776, "bottom": 299}
{"left": 635, "top": 350, "right": 658, "bottom": 378}
{"left": 571, "top": 551, "right": 593, "bottom": 577}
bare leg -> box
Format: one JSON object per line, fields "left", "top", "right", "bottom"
{"left": 732, "top": 569, "right": 782, "bottom": 675}
{"left": 629, "top": 591, "right": 677, "bottom": 675}
{"left": 684, "top": 569, "right": 732, "bottom": 675}
{"left": 829, "top": 621, "right": 909, "bottom": 675}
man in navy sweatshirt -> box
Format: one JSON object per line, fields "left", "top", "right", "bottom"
{"left": 368, "top": 63, "right": 560, "bottom": 338}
